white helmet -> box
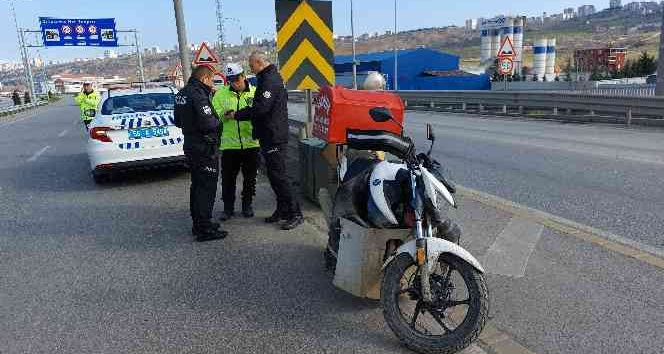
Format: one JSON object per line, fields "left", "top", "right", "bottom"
{"left": 224, "top": 62, "right": 244, "bottom": 80}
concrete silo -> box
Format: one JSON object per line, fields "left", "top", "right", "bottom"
{"left": 545, "top": 38, "right": 557, "bottom": 81}
{"left": 513, "top": 17, "right": 524, "bottom": 75}
{"left": 480, "top": 28, "right": 492, "bottom": 64}
{"left": 533, "top": 38, "right": 548, "bottom": 81}
{"left": 491, "top": 28, "right": 501, "bottom": 60}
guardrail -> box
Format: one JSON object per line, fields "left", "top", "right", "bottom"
{"left": 0, "top": 101, "right": 48, "bottom": 117}
{"left": 288, "top": 90, "right": 664, "bottom": 126}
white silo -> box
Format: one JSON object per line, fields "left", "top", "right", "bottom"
{"left": 533, "top": 38, "right": 548, "bottom": 81}
{"left": 545, "top": 38, "right": 556, "bottom": 81}
{"left": 480, "top": 27, "right": 492, "bottom": 64}
{"left": 513, "top": 17, "right": 524, "bottom": 75}
{"left": 491, "top": 28, "right": 501, "bottom": 59}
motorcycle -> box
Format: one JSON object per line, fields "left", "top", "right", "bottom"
{"left": 325, "top": 107, "right": 489, "bottom": 354}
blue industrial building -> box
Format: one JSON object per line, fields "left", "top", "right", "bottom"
{"left": 334, "top": 48, "right": 490, "bottom": 91}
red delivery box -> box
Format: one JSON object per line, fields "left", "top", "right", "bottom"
{"left": 312, "top": 86, "right": 405, "bottom": 144}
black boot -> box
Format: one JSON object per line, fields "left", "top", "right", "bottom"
{"left": 265, "top": 209, "right": 286, "bottom": 223}
{"left": 192, "top": 225, "right": 228, "bottom": 242}
{"left": 218, "top": 210, "right": 234, "bottom": 222}
{"left": 281, "top": 213, "right": 304, "bottom": 230}
{"left": 242, "top": 200, "right": 254, "bottom": 218}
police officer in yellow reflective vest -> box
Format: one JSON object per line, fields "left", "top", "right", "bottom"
{"left": 74, "top": 82, "right": 101, "bottom": 130}
{"left": 212, "top": 63, "right": 260, "bottom": 221}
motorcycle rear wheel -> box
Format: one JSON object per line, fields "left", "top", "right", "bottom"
{"left": 381, "top": 253, "right": 488, "bottom": 354}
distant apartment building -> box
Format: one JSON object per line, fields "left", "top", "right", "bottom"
{"left": 527, "top": 16, "right": 543, "bottom": 27}
{"left": 104, "top": 50, "right": 118, "bottom": 59}
{"left": 578, "top": 5, "right": 597, "bottom": 17}
{"left": 575, "top": 47, "right": 627, "bottom": 73}
{"left": 624, "top": 1, "right": 660, "bottom": 14}
{"left": 610, "top": 0, "right": 622, "bottom": 8}
{"left": 31, "top": 57, "right": 44, "bottom": 67}
{"left": 243, "top": 36, "right": 260, "bottom": 46}
{"left": 563, "top": 8, "right": 576, "bottom": 20}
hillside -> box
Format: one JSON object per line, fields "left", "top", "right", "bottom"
{"left": 1, "top": 8, "right": 662, "bottom": 90}
{"left": 337, "top": 8, "right": 663, "bottom": 70}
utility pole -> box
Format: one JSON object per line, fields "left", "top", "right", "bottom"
{"left": 350, "top": 0, "right": 357, "bottom": 89}
{"left": 393, "top": 0, "right": 398, "bottom": 91}
{"left": 173, "top": 0, "right": 192, "bottom": 82}
{"left": 656, "top": 9, "right": 664, "bottom": 95}
{"left": 215, "top": 0, "right": 225, "bottom": 63}
{"left": 133, "top": 30, "right": 146, "bottom": 83}
{"left": 8, "top": 0, "right": 35, "bottom": 99}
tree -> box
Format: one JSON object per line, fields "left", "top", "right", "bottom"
{"left": 636, "top": 51, "right": 656, "bottom": 76}
{"left": 563, "top": 57, "right": 573, "bottom": 82}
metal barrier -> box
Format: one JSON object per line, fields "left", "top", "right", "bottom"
{"left": 288, "top": 90, "right": 664, "bottom": 125}
{"left": 0, "top": 101, "right": 48, "bottom": 117}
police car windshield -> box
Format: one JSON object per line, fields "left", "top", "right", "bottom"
{"left": 101, "top": 93, "right": 175, "bottom": 115}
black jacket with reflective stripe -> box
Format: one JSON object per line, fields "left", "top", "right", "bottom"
{"left": 174, "top": 78, "right": 221, "bottom": 155}
{"left": 236, "top": 64, "right": 288, "bottom": 147}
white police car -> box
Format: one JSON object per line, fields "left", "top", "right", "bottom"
{"left": 87, "top": 86, "right": 186, "bottom": 183}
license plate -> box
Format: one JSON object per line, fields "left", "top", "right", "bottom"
{"left": 128, "top": 126, "right": 169, "bottom": 140}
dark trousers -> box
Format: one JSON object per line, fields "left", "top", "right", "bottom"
{"left": 221, "top": 148, "right": 259, "bottom": 211}
{"left": 186, "top": 151, "right": 219, "bottom": 229}
{"left": 262, "top": 144, "right": 301, "bottom": 217}
{"left": 83, "top": 120, "right": 91, "bottom": 130}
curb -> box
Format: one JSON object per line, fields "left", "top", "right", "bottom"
{"left": 457, "top": 185, "right": 664, "bottom": 269}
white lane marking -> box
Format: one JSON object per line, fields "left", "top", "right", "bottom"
{"left": 479, "top": 216, "right": 544, "bottom": 278}
{"left": 27, "top": 146, "right": 50, "bottom": 163}
{"left": 58, "top": 129, "right": 69, "bottom": 137}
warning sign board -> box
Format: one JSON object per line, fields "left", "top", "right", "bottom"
{"left": 497, "top": 36, "right": 516, "bottom": 59}
{"left": 193, "top": 42, "right": 220, "bottom": 65}
{"left": 276, "top": 0, "right": 335, "bottom": 90}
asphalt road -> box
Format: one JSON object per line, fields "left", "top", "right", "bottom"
{"left": 0, "top": 100, "right": 420, "bottom": 354}
{"left": 289, "top": 104, "right": 664, "bottom": 250}
{"left": 2, "top": 100, "right": 663, "bottom": 353}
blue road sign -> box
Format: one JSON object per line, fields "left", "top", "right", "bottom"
{"left": 39, "top": 17, "right": 118, "bottom": 47}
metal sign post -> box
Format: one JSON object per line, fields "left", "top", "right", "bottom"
{"left": 306, "top": 89, "right": 313, "bottom": 137}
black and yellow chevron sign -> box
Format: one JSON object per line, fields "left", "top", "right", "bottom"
{"left": 275, "top": 0, "right": 334, "bottom": 90}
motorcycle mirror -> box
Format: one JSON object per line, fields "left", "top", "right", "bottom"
{"left": 426, "top": 123, "right": 435, "bottom": 141}
{"left": 369, "top": 107, "right": 393, "bottom": 123}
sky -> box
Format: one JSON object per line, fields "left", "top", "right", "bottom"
{"left": 1, "top": 0, "right": 610, "bottom": 63}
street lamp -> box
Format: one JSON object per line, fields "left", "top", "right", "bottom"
{"left": 173, "top": 0, "right": 192, "bottom": 82}
{"left": 393, "top": 0, "right": 398, "bottom": 91}
{"left": 350, "top": 0, "right": 357, "bottom": 89}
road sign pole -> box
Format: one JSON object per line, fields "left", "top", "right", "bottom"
{"left": 656, "top": 9, "right": 664, "bottom": 96}
{"left": 305, "top": 89, "right": 313, "bottom": 138}
{"left": 173, "top": 0, "right": 192, "bottom": 82}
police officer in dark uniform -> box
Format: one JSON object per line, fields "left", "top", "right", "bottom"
{"left": 174, "top": 65, "right": 228, "bottom": 242}
{"left": 233, "top": 52, "right": 303, "bottom": 230}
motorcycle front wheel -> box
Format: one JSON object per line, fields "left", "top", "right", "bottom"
{"left": 381, "top": 253, "right": 488, "bottom": 354}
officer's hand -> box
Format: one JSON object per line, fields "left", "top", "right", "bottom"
{"left": 224, "top": 110, "right": 235, "bottom": 119}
